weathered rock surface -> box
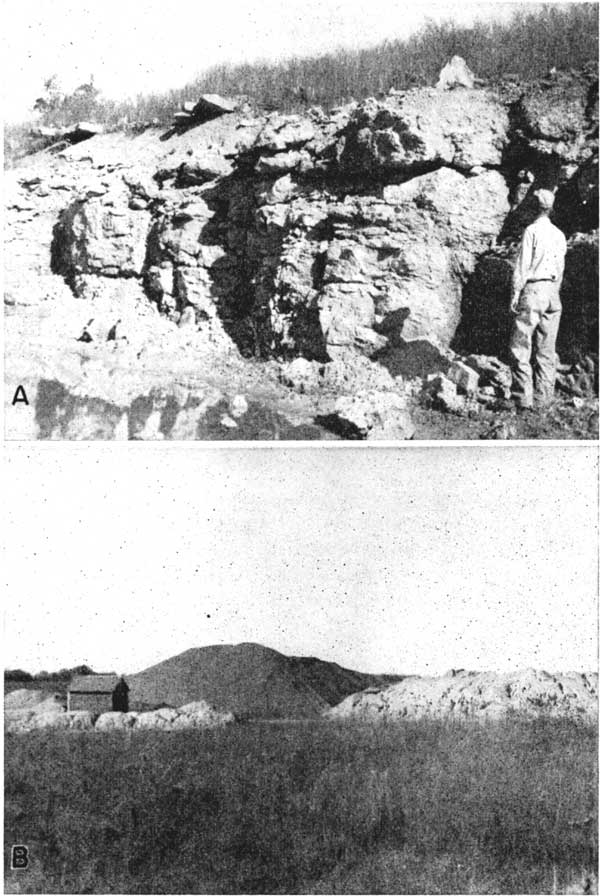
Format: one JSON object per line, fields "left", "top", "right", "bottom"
{"left": 325, "top": 669, "right": 598, "bottom": 722}
{"left": 340, "top": 88, "right": 507, "bottom": 173}
{"left": 328, "top": 390, "right": 415, "bottom": 439}
{"left": 5, "top": 68, "right": 598, "bottom": 438}
{"left": 53, "top": 191, "right": 152, "bottom": 280}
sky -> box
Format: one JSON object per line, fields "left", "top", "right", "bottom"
{"left": 1, "top": 0, "right": 540, "bottom": 122}
{"left": 3, "top": 445, "right": 597, "bottom": 677}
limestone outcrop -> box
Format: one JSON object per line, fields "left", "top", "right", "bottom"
{"left": 5, "top": 68, "right": 598, "bottom": 438}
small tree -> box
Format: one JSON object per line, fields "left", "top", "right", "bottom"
{"left": 33, "top": 75, "right": 63, "bottom": 122}
{"left": 33, "top": 74, "right": 103, "bottom": 128}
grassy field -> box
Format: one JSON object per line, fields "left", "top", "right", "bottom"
{"left": 4, "top": 717, "right": 597, "bottom": 894}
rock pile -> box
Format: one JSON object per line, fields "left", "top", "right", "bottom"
{"left": 425, "top": 353, "right": 513, "bottom": 415}
{"left": 93, "top": 701, "right": 235, "bottom": 731}
{"left": 4, "top": 689, "right": 95, "bottom": 732}
{"left": 325, "top": 669, "right": 598, "bottom": 722}
{"left": 4, "top": 689, "right": 235, "bottom": 733}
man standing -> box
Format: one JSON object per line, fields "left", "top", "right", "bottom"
{"left": 508, "top": 189, "right": 567, "bottom": 410}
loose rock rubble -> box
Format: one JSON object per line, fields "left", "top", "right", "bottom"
{"left": 325, "top": 669, "right": 598, "bottom": 722}
{"left": 5, "top": 64, "right": 598, "bottom": 438}
{"left": 4, "top": 689, "right": 235, "bottom": 733}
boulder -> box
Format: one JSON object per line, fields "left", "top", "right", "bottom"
{"left": 447, "top": 359, "right": 480, "bottom": 395}
{"left": 95, "top": 711, "right": 139, "bottom": 730}
{"left": 436, "top": 56, "right": 476, "bottom": 90}
{"left": 177, "top": 701, "right": 236, "bottom": 727}
{"left": 464, "top": 354, "right": 512, "bottom": 395}
{"left": 428, "top": 373, "right": 467, "bottom": 414}
{"left": 331, "top": 390, "right": 415, "bottom": 439}
{"left": 177, "top": 153, "right": 233, "bottom": 186}
{"left": 192, "top": 94, "right": 236, "bottom": 120}
{"left": 340, "top": 89, "right": 508, "bottom": 173}
{"left": 65, "top": 711, "right": 96, "bottom": 730}
{"left": 255, "top": 150, "right": 311, "bottom": 175}
{"left": 254, "top": 115, "right": 316, "bottom": 152}
{"left": 279, "top": 357, "right": 323, "bottom": 392}
{"left": 259, "top": 174, "right": 299, "bottom": 204}
{"left": 73, "top": 121, "right": 104, "bottom": 136}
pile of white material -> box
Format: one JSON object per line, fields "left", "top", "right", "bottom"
{"left": 4, "top": 689, "right": 95, "bottom": 732}
{"left": 95, "top": 701, "right": 235, "bottom": 730}
{"left": 4, "top": 690, "right": 235, "bottom": 733}
{"left": 5, "top": 688, "right": 62, "bottom": 712}
{"left": 325, "top": 669, "right": 598, "bottom": 722}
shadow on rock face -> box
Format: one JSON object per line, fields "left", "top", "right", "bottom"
{"left": 373, "top": 339, "right": 450, "bottom": 379}
{"left": 314, "top": 413, "right": 364, "bottom": 440}
{"left": 452, "top": 253, "right": 513, "bottom": 361}
{"left": 559, "top": 231, "right": 599, "bottom": 363}
{"left": 370, "top": 308, "right": 451, "bottom": 378}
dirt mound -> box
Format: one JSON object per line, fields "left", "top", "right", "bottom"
{"left": 4, "top": 688, "right": 60, "bottom": 710}
{"left": 4, "top": 688, "right": 65, "bottom": 715}
{"left": 129, "top": 643, "right": 328, "bottom": 719}
{"left": 289, "top": 656, "right": 403, "bottom": 706}
{"left": 128, "top": 642, "right": 403, "bottom": 719}
{"left": 325, "top": 669, "right": 598, "bottom": 722}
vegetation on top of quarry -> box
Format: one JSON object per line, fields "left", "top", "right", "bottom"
{"left": 5, "top": 4, "right": 598, "bottom": 155}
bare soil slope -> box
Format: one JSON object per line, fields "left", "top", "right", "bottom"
{"left": 127, "top": 643, "right": 403, "bottom": 718}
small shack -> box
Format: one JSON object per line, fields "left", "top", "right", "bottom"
{"left": 68, "top": 674, "right": 129, "bottom": 713}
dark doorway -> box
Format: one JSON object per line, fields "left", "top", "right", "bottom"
{"left": 112, "top": 678, "right": 129, "bottom": 712}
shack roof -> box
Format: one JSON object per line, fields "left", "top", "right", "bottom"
{"left": 69, "top": 673, "right": 121, "bottom": 693}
